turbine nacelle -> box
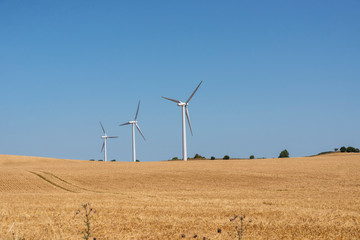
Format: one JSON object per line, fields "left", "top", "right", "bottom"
{"left": 177, "top": 102, "right": 188, "bottom": 107}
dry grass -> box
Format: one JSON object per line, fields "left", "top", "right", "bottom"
{"left": 0, "top": 153, "right": 360, "bottom": 239}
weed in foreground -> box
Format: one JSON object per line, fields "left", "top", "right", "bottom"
{"left": 227, "top": 215, "right": 251, "bottom": 240}
{"left": 181, "top": 214, "right": 252, "bottom": 239}
{"left": 75, "top": 203, "right": 96, "bottom": 240}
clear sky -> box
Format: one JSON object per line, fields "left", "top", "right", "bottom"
{"left": 1, "top": 1, "right": 359, "bottom": 161}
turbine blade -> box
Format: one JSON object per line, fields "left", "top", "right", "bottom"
{"left": 119, "top": 122, "right": 130, "bottom": 126}
{"left": 135, "top": 123, "right": 146, "bottom": 141}
{"left": 185, "top": 107, "right": 193, "bottom": 136}
{"left": 162, "top": 96, "right": 181, "bottom": 103}
{"left": 101, "top": 142, "right": 104, "bottom": 152}
{"left": 99, "top": 121, "right": 105, "bottom": 134}
{"left": 186, "top": 81, "right": 203, "bottom": 103}
{"left": 134, "top": 101, "right": 140, "bottom": 120}
{"left": 108, "top": 136, "right": 118, "bottom": 138}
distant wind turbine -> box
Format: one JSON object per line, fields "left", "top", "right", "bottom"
{"left": 119, "top": 101, "right": 146, "bottom": 162}
{"left": 99, "top": 121, "right": 118, "bottom": 162}
{"left": 162, "top": 81, "right": 202, "bottom": 161}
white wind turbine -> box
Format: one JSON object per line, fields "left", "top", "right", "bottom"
{"left": 100, "top": 121, "right": 118, "bottom": 162}
{"left": 119, "top": 101, "right": 146, "bottom": 162}
{"left": 162, "top": 81, "right": 202, "bottom": 161}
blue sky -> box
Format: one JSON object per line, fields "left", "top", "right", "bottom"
{"left": 1, "top": 1, "right": 359, "bottom": 161}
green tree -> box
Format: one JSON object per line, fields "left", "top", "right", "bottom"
{"left": 279, "top": 149, "right": 289, "bottom": 158}
{"left": 355, "top": 148, "right": 360, "bottom": 153}
{"left": 193, "top": 153, "right": 205, "bottom": 159}
{"left": 210, "top": 156, "right": 215, "bottom": 160}
{"left": 347, "top": 146, "right": 356, "bottom": 152}
{"left": 223, "top": 155, "right": 230, "bottom": 160}
{"left": 249, "top": 155, "right": 254, "bottom": 159}
{"left": 334, "top": 148, "right": 338, "bottom": 152}
{"left": 340, "top": 146, "right": 346, "bottom": 152}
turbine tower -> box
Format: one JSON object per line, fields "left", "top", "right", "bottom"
{"left": 162, "top": 81, "right": 202, "bottom": 161}
{"left": 119, "top": 101, "right": 146, "bottom": 162}
{"left": 100, "top": 121, "right": 118, "bottom": 162}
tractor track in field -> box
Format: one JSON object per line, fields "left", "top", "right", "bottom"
{"left": 28, "top": 171, "right": 77, "bottom": 193}
{"left": 28, "top": 171, "right": 123, "bottom": 195}
{"left": 41, "top": 171, "right": 105, "bottom": 194}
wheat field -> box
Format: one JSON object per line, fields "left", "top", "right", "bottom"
{"left": 0, "top": 153, "right": 359, "bottom": 239}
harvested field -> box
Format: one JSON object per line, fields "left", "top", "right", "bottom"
{"left": 0, "top": 153, "right": 359, "bottom": 239}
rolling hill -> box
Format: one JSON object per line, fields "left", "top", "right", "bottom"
{"left": 0, "top": 153, "right": 359, "bottom": 239}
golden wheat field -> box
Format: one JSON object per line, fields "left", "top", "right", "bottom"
{"left": 0, "top": 153, "right": 359, "bottom": 240}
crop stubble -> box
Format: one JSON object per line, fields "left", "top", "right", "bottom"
{"left": 0, "top": 153, "right": 359, "bottom": 239}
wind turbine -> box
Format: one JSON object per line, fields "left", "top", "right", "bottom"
{"left": 119, "top": 101, "right": 146, "bottom": 162}
{"left": 100, "top": 121, "right": 118, "bottom": 162}
{"left": 162, "top": 81, "right": 202, "bottom": 161}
